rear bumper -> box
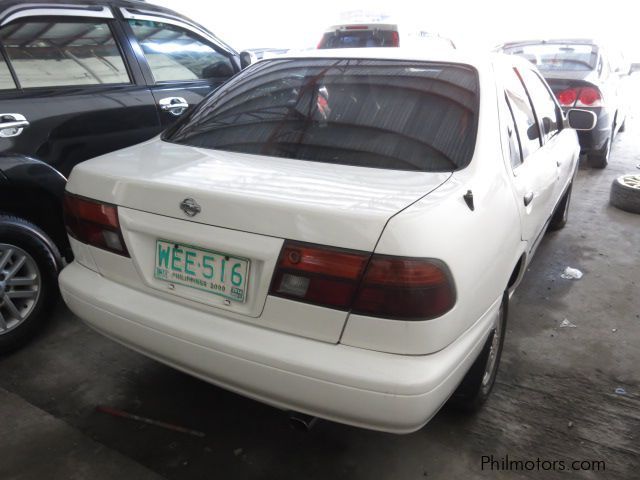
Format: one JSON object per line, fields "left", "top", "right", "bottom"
{"left": 59, "top": 262, "right": 498, "bottom": 433}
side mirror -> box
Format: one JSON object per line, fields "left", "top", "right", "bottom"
{"left": 566, "top": 109, "right": 597, "bottom": 131}
{"left": 629, "top": 63, "right": 640, "bottom": 75}
{"left": 240, "top": 50, "right": 257, "bottom": 69}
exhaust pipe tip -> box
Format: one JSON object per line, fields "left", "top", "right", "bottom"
{"left": 287, "top": 411, "right": 318, "bottom": 432}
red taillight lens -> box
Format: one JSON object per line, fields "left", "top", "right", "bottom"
{"left": 352, "top": 256, "right": 455, "bottom": 319}
{"left": 269, "top": 241, "right": 369, "bottom": 309}
{"left": 556, "top": 88, "right": 578, "bottom": 107}
{"left": 269, "top": 241, "right": 456, "bottom": 320}
{"left": 576, "top": 87, "right": 602, "bottom": 107}
{"left": 390, "top": 31, "right": 400, "bottom": 47}
{"left": 63, "top": 193, "right": 129, "bottom": 256}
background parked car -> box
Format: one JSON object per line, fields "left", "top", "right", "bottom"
{"left": 0, "top": 0, "right": 244, "bottom": 352}
{"left": 317, "top": 23, "right": 455, "bottom": 50}
{"left": 496, "top": 39, "right": 631, "bottom": 168}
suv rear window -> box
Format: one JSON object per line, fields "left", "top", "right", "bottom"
{"left": 165, "top": 58, "right": 479, "bottom": 172}
{"left": 318, "top": 30, "right": 398, "bottom": 49}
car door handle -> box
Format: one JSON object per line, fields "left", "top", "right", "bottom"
{"left": 159, "top": 97, "right": 189, "bottom": 116}
{"left": 523, "top": 192, "right": 534, "bottom": 206}
{"left": 0, "top": 113, "right": 29, "bottom": 137}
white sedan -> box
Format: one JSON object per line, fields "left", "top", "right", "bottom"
{"left": 59, "top": 49, "right": 594, "bottom": 433}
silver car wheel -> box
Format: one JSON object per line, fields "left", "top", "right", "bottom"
{"left": 0, "top": 243, "right": 42, "bottom": 335}
{"left": 622, "top": 175, "right": 640, "bottom": 189}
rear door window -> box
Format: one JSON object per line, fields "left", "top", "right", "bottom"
{"left": 127, "top": 20, "right": 235, "bottom": 83}
{"left": 517, "top": 68, "right": 561, "bottom": 142}
{"left": 165, "top": 58, "right": 479, "bottom": 172}
{"left": 0, "top": 54, "right": 16, "bottom": 90}
{"left": 0, "top": 20, "right": 130, "bottom": 88}
{"left": 503, "top": 67, "right": 541, "bottom": 161}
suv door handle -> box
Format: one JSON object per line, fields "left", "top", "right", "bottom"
{"left": 0, "top": 113, "right": 29, "bottom": 138}
{"left": 159, "top": 97, "right": 189, "bottom": 116}
{"left": 523, "top": 192, "right": 534, "bottom": 206}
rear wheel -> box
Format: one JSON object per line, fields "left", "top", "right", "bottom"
{"left": 0, "top": 215, "right": 59, "bottom": 354}
{"left": 548, "top": 183, "right": 572, "bottom": 231}
{"left": 450, "top": 292, "right": 508, "bottom": 411}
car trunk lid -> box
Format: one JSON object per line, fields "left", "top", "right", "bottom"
{"left": 68, "top": 138, "right": 452, "bottom": 251}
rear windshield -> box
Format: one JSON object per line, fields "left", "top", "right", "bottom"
{"left": 318, "top": 30, "right": 398, "bottom": 49}
{"left": 164, "top": 58, "right": 479, "bottom": 172}
{"left": 502, "top": 43, "right": 598, "bottom": 71}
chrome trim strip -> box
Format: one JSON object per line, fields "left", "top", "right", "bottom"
{"left": 1, "top": 4, "right": 113, "bottom": 27}
{"left": 120, "top": 7, "right": 237, "bottom": 55}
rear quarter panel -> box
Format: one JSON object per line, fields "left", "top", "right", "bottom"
{"left": 341, "top": 62, "right": 526, "bottom": 354}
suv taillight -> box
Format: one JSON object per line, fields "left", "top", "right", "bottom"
{"left": 390, "top": 31, "right": 400, "bottom": 47}
{"left": 269, "top": 241, "right": 455, "bottom": 320}
{"left": 63, "top": 193, "right": 129, "bottom": 257}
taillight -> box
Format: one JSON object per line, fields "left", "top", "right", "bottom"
{"left": 63, "top": 193, "right": 129, "bottom": 257}
{"left": 269, "top": 241, "right": 369, "bottom": 309}
{"left": 576, "top": 87, "right": 602, "bottom": 107}
{"left": 269, "top": 241, "right": 455, "bottom": 320}
{"left": 390, "top": 31, "right": 400, "bottom": 47}
{"left": 352, "top": 256, "right": 455, "bottom": 319}
{"left": 556, "top": 88, "right": 578, "bottom": 107}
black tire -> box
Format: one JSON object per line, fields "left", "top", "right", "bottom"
{"left": 450, "top": 292, "right": 508, "bottom": 411}
{"left": 588, "top": 136, "right": 611, "bottom": 169}
{"left": 548, "top": 183, "right": 573, "bottom": 231}
{"left": 0, "top": 215, "right": 60, "bottom": 354}
{"left": 610, "top": 174, "right": 640, "bottom": 214}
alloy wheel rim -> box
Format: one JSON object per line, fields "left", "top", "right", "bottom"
{"left": 622, "top": 175, "right": 640, "bottom": 190}
{"left": 0, "top": 244, "right": 41, "bottom": 334}
{"left": 482, "top": 303, "right": 504, "bottom": 387}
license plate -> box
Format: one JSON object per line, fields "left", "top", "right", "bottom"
{"left": 154, "top": 240, "right": 249, "bottom": 302}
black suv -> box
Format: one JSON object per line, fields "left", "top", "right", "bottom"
{"left": 0, "top": 0, "right": 245, "bottom": 351}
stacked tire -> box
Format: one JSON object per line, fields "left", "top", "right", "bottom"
{"left": 610, "top": 174, "right": 640, "bottom": 214}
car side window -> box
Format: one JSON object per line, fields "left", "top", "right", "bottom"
{"left": 128, "top": 20, "right": 234, "bottom": 83}
{"left": 0, "top": 52, "right": 16, "bottom": 90}
{"left": 0, "top": 19, "right": 130, "bottom": 88}
{"left": 503, "top": 67, "right": 540, "bottom": 161}
{"left": 517, "top": 68, "right": 561, "bottom": 142}
{"left": 503, "top": 94, "right": 524, "bottom": 169}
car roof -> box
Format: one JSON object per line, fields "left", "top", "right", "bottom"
{"left": 274, "top": 47, "right": 497, "bottom": 70}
